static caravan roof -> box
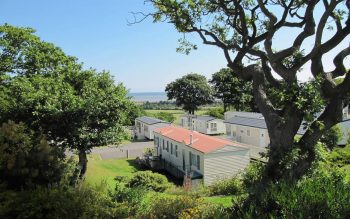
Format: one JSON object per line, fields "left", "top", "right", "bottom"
{"left": 154, "top": 125, "right": 248, "bottom": 154}
{"left": 225, "top": 111, "right": 264, "bottom": 119}
{"left": 136, "top": 116, "right": 169, "bottom": 125}
{"left": 195, "top": 115, "right": 217, "bottom": 122}
{"left": 225, "top": 116, "right": 306, "bottom": 135}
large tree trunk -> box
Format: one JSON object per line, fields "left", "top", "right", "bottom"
{"left": 78, "top": 150, "right": 88, "bottom": 179}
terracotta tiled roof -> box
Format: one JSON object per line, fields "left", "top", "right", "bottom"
{"left": 154, "top": 125, "right": 248, "bottom": 154}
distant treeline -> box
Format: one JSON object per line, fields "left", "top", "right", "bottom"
{"left": 141, "top": 100, "right": 223, "bottom": 110}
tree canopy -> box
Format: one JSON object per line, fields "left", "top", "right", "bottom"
{"left": 147, "top": 0, "right": 350, "bottom": 180}
{"left": 0, "top": 121, "right": 70, "bottom": 190}
{"left": 0, "top": 24, "right": 132, "bottom": 178}
{"left": 165, "top": 73, "right": 213, "bottom": 114}
{"left": 210, "top": 68, "right": 256, "bottom": 112}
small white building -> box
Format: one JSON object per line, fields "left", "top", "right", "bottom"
{"left": 153, "top": 126, "right": 250, "bottom": 185}
{"left": 134, "top": 116, "right": 170, "bottom": 140}
{"left": 225, "top": 116, "right": 305, "bottom": 159}
{"left": 180, "top": 114, "right": 196, "bottom": 129}
{"left": 180, "top": 115, "right": 225, "bottom": 135}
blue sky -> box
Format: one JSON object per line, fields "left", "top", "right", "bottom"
{"left": 0, "top": 1, "right": 348, "bottom": 92}
{"left": 0, "top": 0, "right": 227, "bottom": 92}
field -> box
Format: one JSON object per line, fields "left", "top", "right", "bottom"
{"left": 145, "top": 109, "right": 208, "bottom": 125}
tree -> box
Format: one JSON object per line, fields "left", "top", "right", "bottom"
{"left": 0, "top": 24, "right": 131, "bottom": 178}
{"left": 210, "top": 68, "right": 255, "bottom": 112}
{"left": 166, "top": 73, "right": 213, "bottom": 114}
{"left": 145, "top": 0, "right": 350, "bottom": 180}
{"left": 0, "top": 121, "right": 69, "bottom": 190}
{"left": 320, "top": 124, "right": 343, "bottom": 150}
{"left": 204, "top": 107, "right": 225, "bottom": 119}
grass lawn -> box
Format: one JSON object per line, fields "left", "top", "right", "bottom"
{"left": 85, "top": 154, "right": 140, "bottom": 189}
{"left": 203, "top": 196, "right": 233, "bottom": 208}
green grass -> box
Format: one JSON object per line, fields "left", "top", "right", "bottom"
{"left": 203, "top": 196, "right": 233, "bottom": 207}
{"left": 85, "top": 154, "right": 140, "bottom": 189}
{"left": 145, "top": 109, "right": 208, "bottom": 125}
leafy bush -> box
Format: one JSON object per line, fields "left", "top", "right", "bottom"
{"left": 179, "top": 204, "right": 230, "bottom": 219}
{"left": 126, "top": 170, "right": 170, "bottom": 192}
{"left": 0, "top": 184, "right": 126, "bottom": 219}
{"left": 114, "top": 180, "right": 149, "bottom": 205}
{"left": 233, "top": 170, "right": 350, "bottom": 218}
{"left": 320, "top": 124, "right": 343, "bottom": 150}
{"left": 137, "top": 192, "right": 230, "bottom": 219}
{"left": 328, "top": 145, "right": 350, "bottom": 168}
{"left": 242, "top": 161, "right": 265, "bottom": 188}
{"left": 137, "top": 192, "right": 199, "bottom": 218}
{"left": 208, "top": 177, "right": 244, "bottom": 196}
{"left": 0, "top": 121, "right": 75, "bottom": 190}
{"left": 204, "top": 107, "right": 224, "bottom": 119}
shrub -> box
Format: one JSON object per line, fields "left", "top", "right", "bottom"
{"left": 126, "top": 170, "right": 170, "bottom": 192}
{"left": 233, "top": 170, "right": 350, "bottom": 218}
{"left": 0, "top": 121, "right": 74, "bottom": 190}
{"left": 242, "top": 161, "right": 265, "bottom": 189}
{"left": 0, "top": 184, "right": 126, "bottom": 219}
{"left": 179, "top": 204, "right": 231, "bottom": 219}
{"left": 137, "top": 192, "right": 199, "bottom": 218}
{"left": 114, "top": 180, "right": 149, "bottom": 205}
{"left": 208, "top": 177, "right": 244, "bottom": 196}
{"left": 320, "top": 124, "right": 343, "bottom": 150}
{"left": 204, "top": 107, "right": 224, "bottom": 119}
{"left": 137, "top": 192, "right": 231, "bottom": 219}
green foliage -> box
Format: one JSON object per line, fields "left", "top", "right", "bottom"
{"left": 154, "top": 111, "right": 176, "bottom": 122}
{"left": 137, "top": 192, "right": 199, "bottom": 218}
{"left": 268, "top": 78, "right": 325, "bottom": 123}
{"left": 210, "top": 68, "right": 256, "bottom": 112}
{"left": 208, "top": 177, "right": 244, "bottom": 196}
{"left": 141, "top": 101, "right": 180, "bottom": 110}
{"left": 166, "top": 73, "right": 213, "bottom": 114}
{"left": 0, "top": 121, "right": 74, "bottom": 190}
{"left": 321, "top": 124, "right": 343, "bottom": 150}
{"left": 328, "top": 145, "right": 350, "bottom": 168}
{"left": 0, "top": 24, "right": 79, "bottom": 77}
{"left": 232, "top": 170, "right": 350, "bottom": 218}
{"left": 123, "top": 101, "right": 145, "bottom": 126}
{"left": 204, "top": 107, "right": 224, "bottom": 119}
{"left": 0, "top": 24, "right": 134, "bottom": 176}
{"left": 125, "top": 170, "right": 171, "bottom": 192}
{"left": 114, "top": 180, "right": 149, "bottom": 206}
{"left": 0, "top": 184, "right": 125, "bottom": 219}
{"left": 137, "top": 192, "right": 230, "bottom": 219}
{"left": 242, "top": 161, "right": 265, "bottom": 189}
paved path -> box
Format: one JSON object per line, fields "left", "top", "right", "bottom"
{"left": 91, "top": 140, "right": 154, "bottom": 160}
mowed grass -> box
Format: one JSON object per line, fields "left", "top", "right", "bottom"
{"left": 85, "top": 154, "right": 139, "bottom": 189}
{"left": 203, "top": 196, "right": 233, "bottom": 207}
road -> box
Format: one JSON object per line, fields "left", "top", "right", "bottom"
{"left": 91, "top": 140, "right": 154, "bottom": 160}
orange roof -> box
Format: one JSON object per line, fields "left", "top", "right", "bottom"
{"left": 154, "top": 125, "right": 248, "bottom": 154}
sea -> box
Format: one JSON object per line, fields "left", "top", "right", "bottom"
{"left": 128, "top": 92, "right": 168, "bottom": 103}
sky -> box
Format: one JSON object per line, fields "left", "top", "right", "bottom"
{"left": 0, "top": 1, "right": 349, "bottom": 92}
{"left": 0, "top": 0, "right": 228, "bottom": 92}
